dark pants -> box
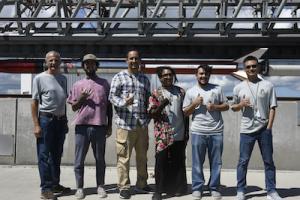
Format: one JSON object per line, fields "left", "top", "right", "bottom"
{"left": 74, "top": 125, "right": 107, "bottom": 188}
{"left": 237, "top": 128, "right": 276, "bottom": 193}
{"left": 155, "top": 141, "right": 187, "bottom": 195}
{"left": 37, "top": 115, "right": 66, "bottom": 192}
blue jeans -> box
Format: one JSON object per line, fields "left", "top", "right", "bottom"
{"left": 74, "top": 125, "right": 107, "bottom": 188}
{"left": 237, "top": 128, "right": 276, "bottom": 193}
{"left": 37, "top": 115, "right": 66, "bottom": 192}
{"left": 191, "top": 133, "right": 223, "bottom": 192}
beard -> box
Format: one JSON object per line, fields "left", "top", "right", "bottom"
{"left": 198, "top": 79, "right": 208, "bottom": 86}
{"left": 85, "top": 70, "right": 96, "bottom": 77}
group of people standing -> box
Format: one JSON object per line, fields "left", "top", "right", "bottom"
{"left": 31, "top": 50, "right": 282, "bottom": 200}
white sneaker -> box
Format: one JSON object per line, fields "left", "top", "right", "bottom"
{"left": 236, "top": 191, "right": 246, "bottom": 200}
{"left": 211, "top": 190, "right": 222, "bottom": 200}
{"left": 75, "top": 188, "right": 85, "bottom": 199}
{"left": 97, "top": 186, "right": 107, "bottom": 198}
{"left": 267, "top": 191, "right": 282, "bottom": 200}
{"left": 192, "top": 191, "right": 202, "bottom": 200}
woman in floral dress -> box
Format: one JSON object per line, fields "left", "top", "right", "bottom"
{"left": 148, "top": 66, "right": 189, "bottom": 200}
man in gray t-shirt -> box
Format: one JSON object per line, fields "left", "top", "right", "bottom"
{"left": 232, "top": 56, "right": 282, "bottom": 200}
{"left": 183, "top": 65, "right": 229, "bottom": 200}
{"left": 31, "top": 51, "right": 70, "bottom": 200}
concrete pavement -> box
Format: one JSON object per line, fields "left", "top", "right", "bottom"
{"left": 0, "top": 165, "right": 299, "bottom": 200}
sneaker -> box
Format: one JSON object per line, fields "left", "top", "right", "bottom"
{"left": 134, "top": 185, "right": 153, "bottom": 194}
{"left": 267, "top": 191, "right": 282, "bottom": 200}
{"left": 97, "top": 186, "right": 107, "bottom": 198}
{"left": 40, "top": 191, "right": 57, "bottom": 200}
{"left": 236, "top": 191, "right": 246, "bottom": 200}
{"left": 211, "top": 190, "right": 222, "bottom": 200}
{"left": 152, "top": 193, "right": 162, "bottom": 200}
{"left": 119, "top": 189, "right": 131, "bottom": 199}
{"left": 52, "top": 184, "right": 71, "bottom": 194}
{"left": 75, "top": 188, "right": 85, "bottom": 199}
{"left": 192, "top": 191, "right": 202, "bottom": 200}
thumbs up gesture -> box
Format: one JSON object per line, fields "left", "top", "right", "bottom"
{"left": 193, "top": 94, "right": 203, "bottom": 108}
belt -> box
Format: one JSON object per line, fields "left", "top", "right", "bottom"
{"left": 39, "top": 112, "right": 66, "bottom": 120}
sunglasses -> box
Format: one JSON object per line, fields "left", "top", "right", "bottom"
{"left": 245, "top": 64, "right": 257, "bottom": 69}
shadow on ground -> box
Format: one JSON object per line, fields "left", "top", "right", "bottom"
{"left": 56, "top": 184, "right": 300, "bottom": 199}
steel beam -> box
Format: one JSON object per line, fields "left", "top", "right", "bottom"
{"left": 0, "top": 0, "right": 299, "bottom": 39}
{"left": 185, "top": 0, "right": 204, "bottom": 35}
{"left": 25, "top": 0, "right": 45, "bottom": 35}
{"left": 55, "top": 0, "right": 63, "bottom": 33}
{"left": 104, "top": 0, "right": 124, "bottom": 33}
{"left": 261, "top": 0, "right": 269, "bottom": 35}
{"left": 218, "top": 0, "right": 227, "bottom": 35}
{"left": 65, "top": 0, "right": 84, "bottom": 34}
{"left": 269, "top": 0, "right": 288, "bottom": 30}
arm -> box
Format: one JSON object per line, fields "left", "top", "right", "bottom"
{"left": 207, "top": 87, "right": 229, "bottom": 112}
{"left": 31, "top": 99, "right": 41, "bottom": 138}
{"left": 267, "top": 107, "right": 276, "bottom": 129}
{"left": 183, "top": 95, "right": 203, "bottom": 116}
{"left": 106, "top": 102, "right": 113, "bottom": 137}
{"left": 108, "top": 76, "right": 127, "bottom": 107}
{"left": 231, "top": 98, "right": 251, "bottom": 112}
{"left": 148, "top": 98, "right": 169, "bottom": 120}
{"left": 70, "top": 88, "right": 91, "bottom": 111}
{"left": 207, "top": 102, "right": 229, "bottom": 112}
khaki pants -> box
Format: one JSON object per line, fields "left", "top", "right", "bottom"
{"left": 116, "top": 126, "right": 149, "bottom": 190}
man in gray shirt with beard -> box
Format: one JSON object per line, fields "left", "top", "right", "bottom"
{"left": 232, "top": 56, "right": 281, "bottom": 200}
{"left": 183, "top": 65, "right": 229, "bottom": 200}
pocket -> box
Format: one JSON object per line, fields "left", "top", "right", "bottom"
{"left": 39, "top": 116, "right": 53, "bottom": 128}
{"left": 116, "top": 129, "right": 128, "bottom": 157}
{"left": 262, "top": 128, "right": 273, "bottom": 145}
{"left": 62, "top": 119, "right": 69, "bottom": 134}
{"left": 264, "top": 128, "right": 272, "bottom": 134}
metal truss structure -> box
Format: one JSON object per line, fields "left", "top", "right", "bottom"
{"left": 0, "top": 0, "right": 299, "bottom": 61}
{"left": 0, "top": 0, "right": 299, "bottom": 38}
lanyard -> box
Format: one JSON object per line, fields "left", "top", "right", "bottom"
{"left": 246, "top": 80, "right": 260, "bottom": 114}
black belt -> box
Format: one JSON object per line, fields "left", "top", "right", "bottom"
{"left": 39, "top": 112, "right": 66, "bottom": 120}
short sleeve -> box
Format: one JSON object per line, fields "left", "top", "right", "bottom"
{"left": 182, "top": 90, "right": 192, "bottom": 108}
{"left": 32, "top": 76, "right": 40, "bottom": 100}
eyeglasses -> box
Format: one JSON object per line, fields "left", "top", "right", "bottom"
{"left": 245, "top": 64, "right": 257, "bottom": 69}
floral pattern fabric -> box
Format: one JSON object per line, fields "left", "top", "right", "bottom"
{"left": 149, "top": 89, "right": 175, "bottom": 153}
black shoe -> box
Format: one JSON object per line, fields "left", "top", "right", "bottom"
{"left": 152, "top": 193, "right": 162, "bottom": 200}
{"left": 134, "top": 185, "right": 153, "bottom": 194}
{"left": 119, "top": 189, "right": 131, "bottom": 199}
{"left": 52, "top": 184, "right": 71, "bottom": 194}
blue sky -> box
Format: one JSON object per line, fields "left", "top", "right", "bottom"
{"left": 0, "top": 73, "right": 20, "bottom": 94}
{"left": 175, "top": 74, "right": 300, "bottom": 98}
{"left": 1, "top": 72, "right": 300, "bottom": 97}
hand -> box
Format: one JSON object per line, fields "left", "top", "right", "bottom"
{"left": 79, "top": 88, "right": 92, "bottom": 101}
{"left": 125, "top": 93, "right": 134, "bottom": 105}
{"left": 239, "top": 97, "right": 252, "bottom": 108}
{"left": 206, "top": 101, "right": 215, "bottom": 111}
{"left": 33, "top": 125, "right": 42, "bottom": 138}
{"left": 193, "top": 94, "right": 203, "bottom": 108}
{"left": 106, "top": 126, "right": 112, "bottom": 138}
{"left": 161, "top": 98, "right": 170, "bottom": 106}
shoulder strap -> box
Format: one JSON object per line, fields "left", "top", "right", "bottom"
{"left": 174, "top": 85, "right": 185, "bottom": 97}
